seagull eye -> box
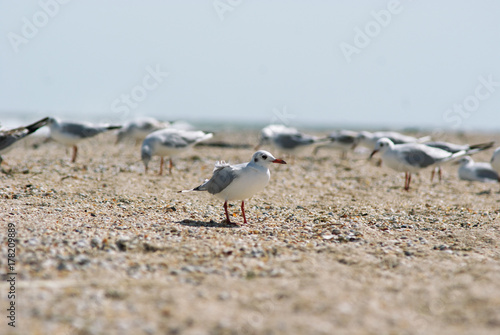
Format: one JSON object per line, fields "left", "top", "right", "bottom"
{"left": 262, "top": 154, "right": 268, "bottom": 160}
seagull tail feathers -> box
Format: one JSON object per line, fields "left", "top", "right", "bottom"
{"left": 178, "top": 179, "right": 210, "bottom": 193}
{"left": 26, "top": 117, "right": 50, "bottom": 134}
{"left": 467, "top": 141, "right": 495, "bottom": 154}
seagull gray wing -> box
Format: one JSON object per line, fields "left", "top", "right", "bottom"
{"left": 400, "top": 147, "right": 442, "bottom": 168}
{"left": 425, "top": 141, "right": 466, "bottom": 153}
{"left": 274, "top": 133, "right": 316, "bottom": 149}
{"left": 160, "top": 132, "right": 191, "bottom": 148}
{"left": 475, "top": 167, "right": 499, "bottom": 181}
{"left": 194, "top": 162, "right": 241, "bottom": 194}
{"left": 61, "top": 123, "right": 103, "bottom": 138}
{"left": 335, "top": 133, "right": 357, "bottom": 145}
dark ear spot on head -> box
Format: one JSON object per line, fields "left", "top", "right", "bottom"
{"left": 254, "top": 158, "right": 258, "bottom": 162}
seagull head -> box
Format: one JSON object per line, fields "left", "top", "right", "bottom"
{"left": 251, "top": 150, "right": 286, "bottom": 167}
{"left": 141, "top": 143, "right": 153, "bottom": 172}
{"left": 46, "top": 117, "right": 58, "bottom": 126}
{"left": 455, "top": 156, "right": 473, "bottom": 166}
{"left": 370, "top": 137, "right": 394, "bottom": 159}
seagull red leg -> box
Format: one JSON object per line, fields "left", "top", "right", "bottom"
{"left": 71, "top": 145, "right": 78, "bottom": 163}
{"left": 405, "top": 173, "right": 412, "bottom": 191}
{"left": 159, "top": 157, "right": 164, "bottom": 175}
{"left": 169, "top": 158, "right": 173, "bottom": 175}
{"left": 241, "top": 200, "right": 247, "bottom": 224}
{"left": 223, "top": 201, "right": 231, "bottom": 224}
{"left": 438, "top": 167, "right": 442, "bottom": 181}
{"left": 431, "top": 168, "right": 435, "bottom": 182}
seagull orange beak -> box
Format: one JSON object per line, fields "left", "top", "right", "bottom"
{"left": 272, "top": 158, "right": 287, "bottom": 164}
{"left": 369, "top": 150, "right": 378, "bottom": 159}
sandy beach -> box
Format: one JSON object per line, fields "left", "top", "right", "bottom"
{"left": 1, "top": 130, "right": 500, "bottom": 335}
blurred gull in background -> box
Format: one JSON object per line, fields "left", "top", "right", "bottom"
{"left": 116, "top": 116, "right": 168, "bottom": 145}
{"left": 313, "top": 130, "right": 359, "bottom": 159}
{"left": 457, "top": 156, "right": 499, "bottom": 183}
{"left": 370, "top": 138, "right": 468, "bottom": 191}
{"left": 141, "top": 128, "right": 213, "bottom": 175}
{"left": 47, "top": 117, "right": 122, "bottom": 163}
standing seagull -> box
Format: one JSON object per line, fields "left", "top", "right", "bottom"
{"left": 256, "top": 124, "right": 320, "bottom": 156}
{"left": 47, "top": 117, "right": 122, "bottom": 162}
{"left": 180, "top": 150, "right": 286, "bottom": 225}
{"left": 313, "top": 130, "right": 359, "bottom": 158}
{"left": 370, "top": 138, "right": 468, "bottom": 191}
{"left": 141, "top": 128, "right": 213, "bottom": 175}
{"left": 424, "top": 141, "right": 494, "bottom": 181}
{"left": 456, "top": 156, "right": 499, "bottom": 183}
{"left": 0, "top": 117, "right": 49, "bottom": 163}
{"left": 116, "top": 117, "right": 168, "bottom": 145}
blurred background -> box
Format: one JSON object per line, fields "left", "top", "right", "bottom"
{"left": 1, "top": 0, "right": 499, "bottom": 131}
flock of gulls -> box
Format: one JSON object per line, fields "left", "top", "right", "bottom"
{"left": 1, "top": 116, "right": 499, "bottom": 224}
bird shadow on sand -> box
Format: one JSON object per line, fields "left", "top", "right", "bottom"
{"left": 177, "top": 219, "right": 241, "bottom": 228}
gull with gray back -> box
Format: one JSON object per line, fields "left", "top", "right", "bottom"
{"left": 457, "top": 156, "right": 499, "bottom": 183}
{"left": 141, "top": 128, "right": 213, "bottom": 175}
{"left": 180, "top": 150, "right": 286, "bottom": 225}
{"left": 47, "top": 117, "right": 122, "bottom": 162}
{"left": 370, "top": 138, "right": 468, "bottom": 190}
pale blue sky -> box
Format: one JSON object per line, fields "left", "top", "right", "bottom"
{"left": 1, "top": 1, "right": 500, "bottom": 130}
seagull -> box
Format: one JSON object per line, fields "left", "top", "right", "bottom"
{"left": 456, "top": 156, "right": 499, "bottom": 183}
{"left": 370, "top": 138, "right": 467, "bottom": 190}
{"left": 180, "top": 150, "right": 286, "bottom": 225}
{"left": 491, "top": 147, "right": 500, "bottom": 175}
{"left": 358, "top": 131, "right": 431, "bottom": 151}
{"left": 0, "top": 117, "right": 49, "bottom": 164}
{"left": 313, "top": 130, "right": 359, "bottom": 158}
{"left": 47, "top": 117, "right": 122, "bottom": 162}
{"left": 141, "top": 128, "right": 213, "bottom": 175}
{"left": 256, "top": 124, "right": 298, "bottom": 148}
{"left": 256, "top": 124, "right": 320, "bottom": 156}
{"left": 116, "top": 117, "right": 168, "bottom": 144}
{"left": 424, "top": 141, "right": 494, "bottom": 181}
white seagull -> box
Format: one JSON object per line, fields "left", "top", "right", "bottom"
{"left": 370, "top": 138, "right": 467, "bottom": 190}
{"left": 313, "top": 130, "right": 359, "bottom": 158}
{"left": 456, "top": 156, "right": 499, "bottom": 183}
{"left": 490, "top": 147, "right": 500, "bottom": 175}
{"left": 47, "top": 117, "right": 122, "bottom": 162}
{"left": 0, "top": 117, "right": 49, "bottom": 164}
{"left": 141, "top": 128, "right": 213, "bottom": 175}
{"left": 116, "top": 117, "right": 168, "bottom": 144}
{"left": 180, "top": 150, "right": 286, "bottom": 225}
{"left": 256, "top": 124, "right": 320, "bottom": 156}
